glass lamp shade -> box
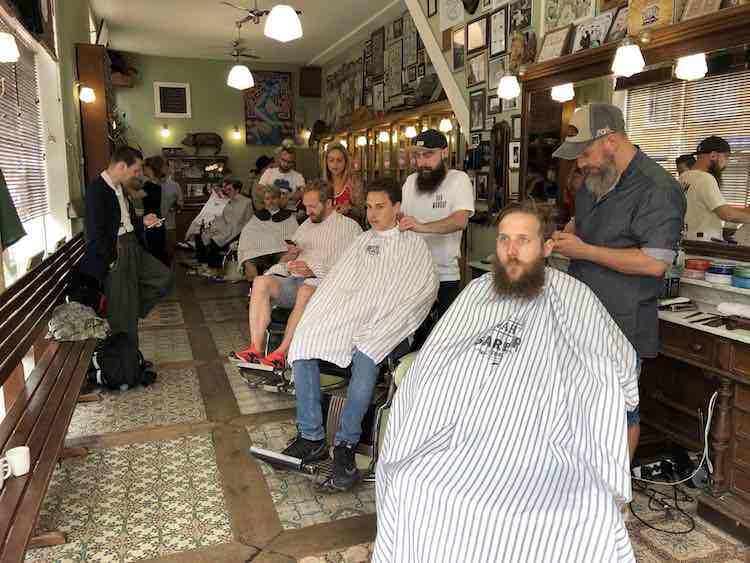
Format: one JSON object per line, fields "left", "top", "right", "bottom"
{"left": 227, "top": 64, "right": 255, "bottom": 90}
{"left": 550, "top": 83, "right": 575, "bottom": 102}
{"left": 264, "top": 5, "right": 303, "bottom": 43}
{"left": 0, "top": 32, "right": 20, "bottom": 63}
{"left": 405, "top": 126, "right": 418, "bottom": 138}
{"left": 675, "top": 53, "right": 707, "bottom": 81}
{"left": 497, "top": 74, "right": 520, "bottom": 100}
{"left": 611, "top": 41, "right": 645, "bottom": 78}
{"left": 439, "top": 118, "right": 453, "bottom": 132}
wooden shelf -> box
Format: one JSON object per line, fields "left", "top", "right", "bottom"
{"left": 327, "top": 100, "right": 453, "bottom": 138}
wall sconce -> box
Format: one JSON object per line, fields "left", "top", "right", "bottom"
{"left": 405, "top": 126, "right": 418, "bottom": 139}
{"left": 439, "top": 118, "right": 453, "bottom": 133}
{"left": 378, "top": 131, "right": 390, "bottom": 143}
{"left": 232, "top": 126, "right": 242, "bottom": 140}
{"left": 79, "top": 85, "right": 96, "bottom": 104}
{"left": 0, "top": 32, "right": 19, "bottom": 63}
{"left": 160, "top": 124, "right": 170, "bottom": 138}
{"left": 356, "top": 135, "right": 367, "bottom": 147}
{"left": 550, "top": 83, "right": 575, "bottom": 103}
{"left": 675, "top": 53, "right": 707, "bottom": 81}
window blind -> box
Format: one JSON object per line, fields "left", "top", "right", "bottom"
{"left": 0, "top": 17, "right": 47, "bottom": 222}
{"left": 626, "top": 69, "right": 750, "bottom": 207}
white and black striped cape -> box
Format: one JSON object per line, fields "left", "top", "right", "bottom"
{"left": 237, "top": 214, "right": 298, "bottom": 266}
{"left": 266, "top": 211, "right": 362, "bottom": 282}
{"left": 289, "top": 228, "right": 438, "bottom": 367}
{"left": 374, "top": 268, "right": 639, "bottom": 563}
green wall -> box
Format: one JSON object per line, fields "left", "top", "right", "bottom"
{"left": 115, "top": 54, "right": 322, "bottom": 182}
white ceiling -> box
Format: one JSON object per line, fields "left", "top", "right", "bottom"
{"left": 89, "top": 0, "right": 405, "bottom": 66}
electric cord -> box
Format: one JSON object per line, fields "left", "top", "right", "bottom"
{"left": 629, "top": 481, "right": 696, "bottom": 534}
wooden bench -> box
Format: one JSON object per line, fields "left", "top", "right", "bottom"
{"left": 0, "top": 234, "right": 98, "bottom": 562}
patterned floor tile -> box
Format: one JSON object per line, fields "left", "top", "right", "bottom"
{"left": 199, "top": 298, "right": 248, "bottom": 323}
{"left": 207, "top": 321, "right": 250, "bottom": 358}
{"left": 247, "top": 421, "right": 376, "bottom": 530}
{"left": 299, "top": 543, "right": 374, "bottom": 563}
{"left": 66, "top": 367, "right": 206, "bottom": 439}
{"left": 139, "top": 327, "right": 193, "bottom": 364}
{"left": 224, "top": 363, "right": 296, "bottom": 415}
{"left": 139, "top": 301, "right": 185, "bottom": 328}
{"left": 25, "top": 435, "right": 233, "bottom": 563}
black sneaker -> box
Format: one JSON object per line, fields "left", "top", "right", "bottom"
{"left": 281, "top": 435, "right": 329, "bottom": 464}
{"left": 318, "top": 443, "right": 360, "bottom": 493}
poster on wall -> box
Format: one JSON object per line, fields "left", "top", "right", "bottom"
{"left": 440, "top": 0, "right": 464, "bottom": 31}
{"left": 387, "top": 40, "right": 403, "bottom": 99}
{"left": 542, "top": 0, "right": 595, "bottom": 34}
{"left": 403, "top": 14, "right": 418, "bottom": 67}
{"left": 372, "top": 27, "right": 386, "bottom": 77}
{"left": 244, "top": 71, "right": 295, "bottom": 145}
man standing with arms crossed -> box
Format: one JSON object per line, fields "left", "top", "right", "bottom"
{"left": 552, "top": 104, "right": 686, "bottom": 460}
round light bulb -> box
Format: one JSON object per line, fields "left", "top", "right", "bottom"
{"left": 161, "top": 125, "right": 170, "bottom": 138}
{"left": 232, "top": 127, "right": 242, "bottom": 140}
{"left": 79, "top": 86, "right": 96, "bottom": 104}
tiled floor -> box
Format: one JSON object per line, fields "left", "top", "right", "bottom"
{"left": 207, "top": 320, "right": 250, "bottom": 358}
{"left": 138, "top": 327, "right": 193, "bottom": 365}
{"left": 67, "top": 367, "right": 206, "bottom": 439}
{"left": 299, "top": 543, "right": 374, "bottom": 563}
{"left": 139, "top": 302, "right": 185, "bottom": 328}
{"left": 26, "top": 435, "right": 233, "bottom": 563}
{"left": 224, "top": 363, "right": 296, "bottom": 415}
{"left": 247, "top": 421, "right": 376, "bottom": 530}
{"left": 199, "top": 298, "right": 247, "bottom": 323}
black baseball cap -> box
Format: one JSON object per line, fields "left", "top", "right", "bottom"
{"left": 696, "top": 136, "right": 731, "bottom": 155}
{"left": 413, "top": 129, "right": 448, "bottom": 150}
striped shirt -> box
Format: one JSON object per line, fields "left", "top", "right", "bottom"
{"left": 266, "top": 211, "right": 362, "bottom": 281}
{"left": 374, "top": 267, "right": 639, "bottom": 563}
{"left": 237, "top": 212, "right": 298, "bottom": 266}
{"left": 289, "top": 228, "right": 438, "bottom": 367}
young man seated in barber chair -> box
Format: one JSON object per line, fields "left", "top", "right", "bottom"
{"left": 230, "top": 180, "right": 362, "bottom": 370}
{"left": 265, "top": 178, "right": 438, "bottom": 492}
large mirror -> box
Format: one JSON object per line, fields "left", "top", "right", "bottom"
{"left": 520, "top": 37, "right": 750, "bottom": 261}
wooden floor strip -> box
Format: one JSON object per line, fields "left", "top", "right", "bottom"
{"left": 63, "top": 421, "right": 217, "bottom": 450}
{"left": 136, "top": 541, "right": 259, "bottom": 563}
{"left": 264, "top": 514, "right": 377, "bottom": 559}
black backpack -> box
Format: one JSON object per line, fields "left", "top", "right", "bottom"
{"left": 90, "top": 333, "right": 156, "bottom": 389}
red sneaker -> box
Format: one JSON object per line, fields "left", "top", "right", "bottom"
{"left": 230, "top": 344, "right": 262, "bottom": 365}
{"left": 261, "top": 351, "right": 286, "bottom": 370}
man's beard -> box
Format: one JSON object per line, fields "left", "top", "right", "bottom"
{"left": 584, "top": 156, "right": 619, "bottom": 201}
{"left": 709, "top": 160, "right": 723, "bottom": 184}
{"left": 309, "top": 211, "right": 324, "bottom": 223}
{"left": 493, "top": 255, "right": 546, "bottom": 299}
{"left": 416, "top": 160, "right": 447, "bottom": 194}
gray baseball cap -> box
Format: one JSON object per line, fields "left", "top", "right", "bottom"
{"left": 553, "top": 103, "right": 626, "bottom": 160}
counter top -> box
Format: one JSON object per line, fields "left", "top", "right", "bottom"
{"left": 659, "top": 307, "right": 750, "bottom": 345}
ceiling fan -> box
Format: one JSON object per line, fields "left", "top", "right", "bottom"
{"left": 227, "top": 22, "right": 260, "bottom": 59}
{"left": 221, "top": 1, "right": 302, "bottom": 26}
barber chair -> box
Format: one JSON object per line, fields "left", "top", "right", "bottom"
{"left": 249, "top": 346, "right": 417, "bottom": 486}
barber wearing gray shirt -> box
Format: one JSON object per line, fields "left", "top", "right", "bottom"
{"left": 551, "top": 103, "right": 686, "bottom": 462}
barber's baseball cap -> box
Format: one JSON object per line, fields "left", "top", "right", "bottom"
{"left": 552, "top": 103, "right": 626, "bottom": 160}
{"left": 413, "top": 129, "right": 448, "bottom": 150}
{"left": 696, "top": 135, "right": 731, "bottom": 155}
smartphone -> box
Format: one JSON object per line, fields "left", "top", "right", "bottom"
{"left": 147, "top": 217, "right": 165, "bottom": 229}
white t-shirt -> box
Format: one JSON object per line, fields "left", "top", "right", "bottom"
{"left": 680, "top": 169, "right": 726, "bottom": 241}
{"left": 401, "top": 169, "right": 475, "bottom": 282}
{"left": 259, "top": 167, "right": 305, "bottom": 208}
{"left": 101, "top": 171, "right": 134, "bottom": 235}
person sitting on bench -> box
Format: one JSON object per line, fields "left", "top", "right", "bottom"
{"left": 238, "top": 185, "right": 299, "bottom": 283}
{"left": 282, "top": 177, "right": 438, "bottom": 492}
{"left": 197, "top": 179, "right": 253, "bottom": 270}
{"left": 231, "top": 180, "right": 362, "bottom": 369}
{"left": 373, "top": 201, "right": 639, "bottom": 562}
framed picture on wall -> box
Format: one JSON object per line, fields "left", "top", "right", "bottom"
{"left": 475, "top": 172, "right": 490, "bottom": 200}
{"left": 408, "top": 65, "right": 417, "bottom": 82}
{"left": 537, "top": 25, "right": 573, "bottom": 62}
{"left": 466, "top": 15, "right": 489, "bottom": 55}
{"left": 470, "top": 133, "right": 481, "bottom": 147}
{"left": 509, "top": 141, "right": 521, "bottom": 168}
{"left": 470, "top": 89, "right": 487, "bottom": 132}
{"left": 681, "top": 0, "right": 722, "bottom": 20}
{"left": 429, "top": 0, "right": 438, "bottom": 17}
{"left": 467, "top": 52, "right": 487, "bottom": 87}
{"left": 509, "top": 0, "right": 533, "bottom": 32}
{"left": 606, "top": 6, "right": 629, "bottom": 42}
{"left": 488, "top": 94, "right": 501, "bottom": 114}
{"left": 488, "top": 55, "right": 507, "bottom": 91}
{"left": 373, "top": 82, "right": 385, "bottom": 111}
{"left": 453, "top": 27, "right": 466, "bottom": 70}
{"left": 371, "top": 27, "right": 385, "bottom": 77}
{"left": 512, "top": 115, "right": 522, "bottom": 139}
{"left": 393, "top": 17, "right": 404, "bottom": 38}
{"left": 571, "top": 10, "right": 616, "bottom": 53}
{"left": 502, "top": 95, "right": 519, "bottom": 112}
{"left": 489, "top": 7, "right": 508, "bottom": 58}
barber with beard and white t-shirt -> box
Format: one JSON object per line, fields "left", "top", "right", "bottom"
{"left": 399, "top": 129, "right": 474, "bottom": 348}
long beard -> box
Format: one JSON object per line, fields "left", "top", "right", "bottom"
{"left": 493, "top": 255, "right": 546, "bottom": 299}
{"left": 709, "top": 161, "right": 723, "bottom": 184}
{"left": 584, "top": 157, "right": 619, "bottom": 201}
{"left": 416, "top": 161, "right": 447, "bottom": 194}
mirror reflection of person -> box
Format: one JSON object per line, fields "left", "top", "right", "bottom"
{"left": 680, "top": 137, "right": 750, "bottom": 242}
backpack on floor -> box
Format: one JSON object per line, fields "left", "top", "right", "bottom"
{"left": 90, "top": 333, "right": 154, "bottom": 389}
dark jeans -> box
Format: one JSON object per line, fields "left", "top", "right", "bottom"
{"left": 195, "top": 236, "right": 228, "bottom": 269}
{"left": 411, "top": 280, "right": 461, "bottom": 350}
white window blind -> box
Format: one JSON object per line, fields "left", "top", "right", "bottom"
{"left": 0, "top": 18, "right": 47, "bottom": 222}
{"left": 626, "top": 69, "right": 750, "bottom": 206}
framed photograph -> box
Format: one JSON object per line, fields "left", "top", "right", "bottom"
{"left": 485, "top": 116, "right": 496, "bottom": 130}
{"left": 429, "top": 0, "right": 438, "bottom": 17}
{"left": 537, "top": 25, "right": 573, "bottom": 62}
{"left": 408, "top": 65, "right": 417, "bottom": 82}
{"left": 452, "top": 27, "right": 466, "bottom": 70}
{"left": 543, "top": 0, "right": 595, "bottom": 34}
{"left": 489, "top": 8, "right": 508, "bottom": 58}
{"left": 512, "top": 115, "right": 522, "bottom": 139}
{"left": 417, "top": 64, "right": 426, "bottom": 78}
{"left": 481, "top": 0, "right": 494, "bottom": 11}
{"left": 417, "top": 50, "right": 426, "bottom": 65}
{"left": 681, "top": 0, "right": 722, "bottom": 20}
{"left": 488, "top": 55, "right": 507, "bottom": 91}
{"left": 571, "top": 10, "right": 616, "bottom": 53}
{"left": 509, "top": 0, "right": 533, "bottom": 32}
{"left": 502, "top": 95, "right": 519, "bottom": 112}
{"left": 475, "top": 172, "right": 489, "bottom": 200}
{"left": 488, "top": 94, "right": 501, "bottom": 114}
{"left": 470, "top": 89, "right": 487, "bottom": 132}
{"left": 371, "top": 27, "right": 385, "bottom": 77}
{"left": 628, "top": 0, "right": 674, "bottom": 33}
{"left": 393, "top": 17, "right": 403, "bottom": 38}
{"left": 387, "top": 40, "right": 403, "bottom": 98}
{"left": 606, "top": 6, "right": 629, "bottom": 42}
{"left": 373, "top": 82, "right": 385, "bottom": 111}
{"left": 365, "top": 92, "right": 373, "bottom": 107}
{"left": 466, "top": 15, "right": 489, "bottom": 55}
{"left": 509, "top": 141, "right": 521, "bottom": 169}
{"left": 466, "top": 53, "right": 488, "bottom": 87}
{"left": 470, "top": 133, "right": 482, "bottom": 147}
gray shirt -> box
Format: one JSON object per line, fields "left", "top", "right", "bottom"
{"left": 569, "top": 150, "right": 686, "bottom": 358}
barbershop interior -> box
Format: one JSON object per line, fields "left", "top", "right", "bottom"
{"left": 4, "top": 0, "right": 750, "bottom": 561}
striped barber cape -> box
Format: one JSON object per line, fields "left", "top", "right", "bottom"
{"left": 237, "top": 210, "right": 298, "bottom": 266}
{"left": 374, "top": 267, "right": 639, "bottom": 563}
{"left": 289, "top": 228, "right": 438, "bottom": 367}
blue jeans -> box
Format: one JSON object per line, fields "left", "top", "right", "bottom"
{"left": 293, "top": 348, "right": 379, "bottom": 446}
{"left": 626, "top": 359, "right": 643, "bottom": 428}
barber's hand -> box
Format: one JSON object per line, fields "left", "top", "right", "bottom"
{"left": 286, "top": 243, "right": 301, "bottom": 258}
{"left": 143, "top": 213, "right": 160, "bottom": 228}
{"left": 399, "top": 215, "right": 420, "bottom": 232}
{"left": 552, "top": 232, "right": 590, "bottom": 259}
{"left": 287, "top": 260, "right": 314, "bottom": 277}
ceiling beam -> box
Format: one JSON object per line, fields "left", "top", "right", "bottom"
{"left": 402, "top": 0, "right": 468, "bottom": 135}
